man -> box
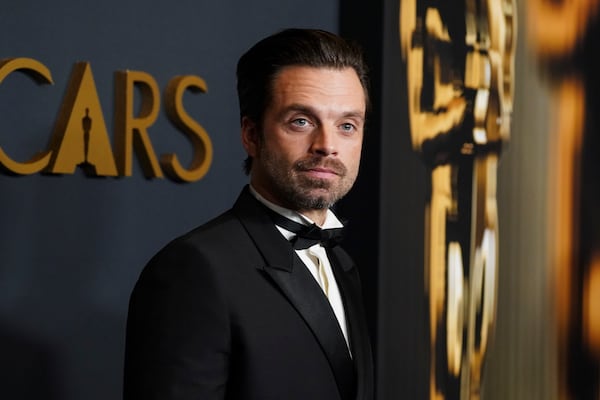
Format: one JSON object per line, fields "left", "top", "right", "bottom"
{"left": 123, "top": 28, "right": 373, "bottom": 400}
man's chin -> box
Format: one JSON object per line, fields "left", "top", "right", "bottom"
{"left": 279, "top": 181, "right": 348, "bottom": 210}
{"left": 295, "top": 189, "right": 338, "bottom": 210}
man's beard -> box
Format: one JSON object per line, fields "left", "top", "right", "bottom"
{"left": 259, "top": 148, "right": 355, "bottom": 211}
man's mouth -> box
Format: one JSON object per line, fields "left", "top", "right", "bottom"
{"left": 302, "top": 167, "right": 339, "bottom": 179}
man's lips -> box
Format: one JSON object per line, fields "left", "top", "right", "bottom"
{"left": 302, "top": 167, "right": 339, "bottom": 179}
{"left": 309, "top": 167, "right": 338, "bottom": 174}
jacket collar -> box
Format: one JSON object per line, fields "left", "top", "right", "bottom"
{"left": 232, "top": 186, "right": 358, "bottom": 400}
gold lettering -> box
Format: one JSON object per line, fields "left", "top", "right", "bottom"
{"left": 161, "top": 75, "right": 213, "bottom": 182}
{"left": 0, "top": 58, "right": 53, "bottom": 175}
{"left": 47, "top": 62, "right": 118, "bottom": 176}
{"left": 1, "top": 60, "right": 213, "bottom": 182}
{"left": 114, "top": 70, "right": 163, "bottom": 178}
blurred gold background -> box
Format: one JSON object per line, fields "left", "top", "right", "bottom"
{"left": 399, "top": 0, "right": 600, "bottom": 398}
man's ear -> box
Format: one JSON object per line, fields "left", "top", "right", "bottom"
{"left": 241, "top": 116, "right": 259, "bottom": 157}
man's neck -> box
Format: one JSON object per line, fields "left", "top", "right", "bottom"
{"left": 297, "top": 209, "right": 327, "bottom": 227}
{"left": 248, "top": 185, "right": 335, "bottom": 228}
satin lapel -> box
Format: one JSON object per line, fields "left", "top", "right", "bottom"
{"left": 232, "top": 188, "right": 356, "bottom": 400}
{"left": 262, "top": 257, "right": 356, "bottom": 400}
{"left": 328, "top": 246, "right": 374, "bottom": 400}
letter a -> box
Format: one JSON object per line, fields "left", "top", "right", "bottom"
{"left": 47, "top": 62, "right": 118, "bottom": 176}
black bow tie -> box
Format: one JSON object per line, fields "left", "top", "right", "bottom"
{"left": 266, "top": 208, "right": 345, "bottom": 250}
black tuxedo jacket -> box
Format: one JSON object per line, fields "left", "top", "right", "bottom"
{"left": 123, "top": 187, "right": 373, "bottom": 400}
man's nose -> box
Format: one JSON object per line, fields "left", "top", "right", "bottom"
{"left": 310, "top": 126, "right": 338, "bottom": 156}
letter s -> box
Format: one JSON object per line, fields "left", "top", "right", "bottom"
{"left": 161, "top": 75, "right": 213, "bottom": 183}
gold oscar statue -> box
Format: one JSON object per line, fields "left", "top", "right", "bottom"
{"left": 400, "top": 1, "right": 516, "bottom": 399}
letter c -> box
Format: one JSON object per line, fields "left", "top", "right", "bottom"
{"left": 0, "top": 58, "right": 53, "bottom": 175}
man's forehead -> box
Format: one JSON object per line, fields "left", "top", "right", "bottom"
{"left": 270, "top": 66, "right": 367, "bottom": 112}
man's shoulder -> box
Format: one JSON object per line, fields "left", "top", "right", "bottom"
{"left": 141, "top": 186, "right": 276, "bottom": 273}
{"left": 168, "top": 207, "right": 245, "bottom": 251}
{"left": 138, "top": 207, "right": 253, "bottom": 281}
{"left": 166, "top": 187, "right": 250, "bottom": 243}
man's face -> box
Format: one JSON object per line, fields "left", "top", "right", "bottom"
{"left": 242, "top": 66, "right": 366, "bottom": 217}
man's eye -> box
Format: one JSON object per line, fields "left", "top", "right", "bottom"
{"left": 292, "top": 118, "right": 309, "bottom": 127}
{"left": 340, "top": 123, "right": 355, "bottom": 132}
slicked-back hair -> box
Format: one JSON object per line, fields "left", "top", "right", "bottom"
{"left": 236, "top": 28, "right": 370, "bottom": 175}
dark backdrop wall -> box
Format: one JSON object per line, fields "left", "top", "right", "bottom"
{"left": 0, "top": 2, "right": 343, "bottom": 400}
{"left": 339, "top": 0, "right": 430, "bottom": 397}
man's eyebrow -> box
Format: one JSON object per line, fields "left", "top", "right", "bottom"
{"left": 341, "top": 111, "right": 366, "bottom": 121}
{"left": 282, "top": 104, "right": 317, "bottom": 115}
{"left": 282, "top": 104, "right": 366, "bottom": 120}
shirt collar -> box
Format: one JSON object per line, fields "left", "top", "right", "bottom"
{"left": 248, "top": 184, "right": 344, "bottom": 230}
